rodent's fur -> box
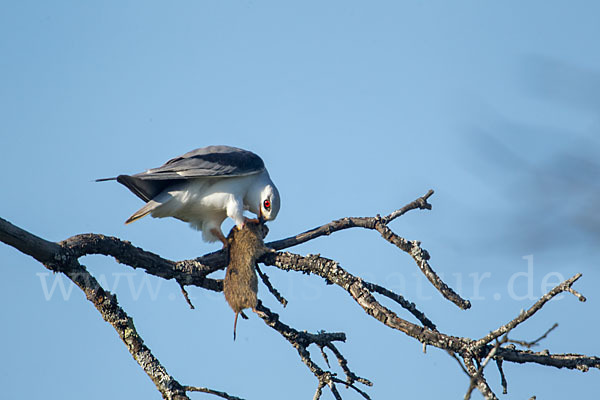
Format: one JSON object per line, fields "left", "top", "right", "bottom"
{"left": 223, "top": 220, "right": 268, "bottom": 340}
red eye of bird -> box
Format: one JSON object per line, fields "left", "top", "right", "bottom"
{"left": 263, "top": 199, "right": 271, "bottom": 210}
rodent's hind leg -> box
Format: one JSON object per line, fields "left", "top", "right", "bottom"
{"left": 243, "top": 216, "right": 261, "bottom": 225}
{"left": 210, "top": 228, "right": 229, "bottom": 248}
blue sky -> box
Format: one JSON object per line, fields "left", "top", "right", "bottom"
{"left": 1, "top": 1, "right": 599, "bottom": 399}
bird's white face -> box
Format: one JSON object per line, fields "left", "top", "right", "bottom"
{"left": 259, "top": 184, "right": 280, "bottom": 221}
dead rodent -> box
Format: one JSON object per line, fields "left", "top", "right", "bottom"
{"left": 223, "top": 220, "right": 269, "bottom": 340}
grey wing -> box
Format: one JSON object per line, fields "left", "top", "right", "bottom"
{"left": 99, "top": 146, "right": 265, "bottom": 203}
{"left": 137, "top": 145, "right": 265, "bottom": 180}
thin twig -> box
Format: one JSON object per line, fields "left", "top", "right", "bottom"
{"left": 326, "top": 342, "right": 373, "bottom": 387}
{"left": 313, "top": 381, "right": 326, "bottom": 400}
{"left": 464, "top": 356, "right": 499, "bottom": 400}
{"left": 363, "top": 280, "right": 436, "bottom": 330}
{"left": 331, "top": 376, "right": 372, "bottom": 399}
{"left": 508, "top": 323, "right": 559, "bottom": 349}
{"left": 255, "top": 264, "right": 288, "bottom": 307}
{"left": 566, "top": 286, "right": 587, "bottom": 302}
{"left": 327, "top": 376, "right": 343, "bottom": 400}
{"left": 449, "top": 351, "right": 470, "bottom": 376}
{"left": 472, "top": 274, "right": 583, "bottom": 349}
{"left": 184, "top": 386, "right": 245, "bottom": 400}
{"left": 382, "top": 189, "right": 434, "bottom": 223}
{"left": 318, "top": 345, "right": 331, "bottom": 368}
{"left": 374, "top": 224, "right": 471, "bottom": 309}
{"left": 465, "top": 337, "right": 507, "bottom": 400}
{"left": 496, "top": 359, "right": 508, "bottom": 394}
{"left": 178, "top": 282, "right": 195, "bottom": 309}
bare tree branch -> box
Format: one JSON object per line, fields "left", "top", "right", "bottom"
{"left": 261, "top": 250, "right": 600, "bottom": 373}
{"left": 116, "top": 190, "right": 468, "bottom": 309}
{"left": 267, "top": 190, "right": 434, "bottom": 250}
{"left": 0, "top": 217, "right": 238, "bottom": 400}
{"left": 495, "top": 347, "right": 600, "bottom": 372}
{"left": 2, "top": 188, "right": 599, "bottom": 399}
{"left": 62, "top": 233, "right": 221, "bottom": 291}
{"left": 261, "top": 251, "right": 468, "bottom": 352}
{"left": 265, "top": 190, "right": 470, "bottom": 310}
{"left": 64, "top": 262, "right": 191, "bottom": 400}
{"left": 254, "top": 301, "right": 371, "bottom": 398}
{"left": 185, "top": 190, "right": 437, "bottom": 275}
{"left": 0, "top": 217, "right": 61, "bottom": 264}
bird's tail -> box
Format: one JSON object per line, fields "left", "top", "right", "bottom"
{"left": 125, "top": 200, "right": 161, "bottom": 224}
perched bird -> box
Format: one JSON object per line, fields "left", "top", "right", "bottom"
{"left": 97, "top": 145, "right": 280, "bottom": 246}
{"left": 223, "top": 220, "right": 268, "bottom": 340}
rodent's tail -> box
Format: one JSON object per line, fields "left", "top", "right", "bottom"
{"left": 233, "top": 312, "right": 239, "bottom": 341}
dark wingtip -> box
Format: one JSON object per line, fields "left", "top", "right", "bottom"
{"left": 95, "top": 177, "right": 117, "bottom": 182}
{"left": 115, "top": 174, "right": 130, "bottom": 184}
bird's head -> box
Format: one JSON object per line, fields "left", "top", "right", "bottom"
{"left": 258, "top": 183, "right": 280, "bottom": 221}
{"left": 246, "top": 170, "right": 281, "bottom": 222}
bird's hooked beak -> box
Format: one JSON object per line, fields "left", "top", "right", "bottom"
{"left": 258, "top": 205, "right": 265, "bottom": 223}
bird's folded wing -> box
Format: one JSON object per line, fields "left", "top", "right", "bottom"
{"left": 134, "top": 145, "right": 265, "bottom": 180}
